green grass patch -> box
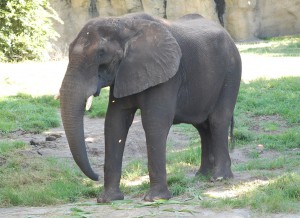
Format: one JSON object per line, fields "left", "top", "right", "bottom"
{"left": 167, "top": 171, "right": 190, "bottom": 196}
{"left": 261, "top": 121, "right": 280, "bottom": 132}
{"left": 167, "top": 144, "right": 201, "bottom": 166}
{"left": 122, "top": 160, "right": 148, "bottom": 181}
{"left": 259, "top": 129, "right": 300, "bottom": 150}
{"left": 234, "top": 156, "right": 286, "bottom": 171}
{"left": 247, "top": 173, "right": 300, "bottom": 213}
{"left": 236, "top": 77, "right": 300, "bottom": 123}
{"left": 208, "top": 173, "right": 300, "bottom": 213}
{"left": 234, "top": 77, "right": 300, "bottom": 149}
{"left": 0, "top": 141, "right": 100, "bottom": 207}
{"left": 235, "top": 152, "right": 300, "bottom": 172}
{"left": 0, "top": 94, "right": 60, "bottom": 133}
{"left": 0, "top": 140, "right": 26, "bottom": 154}
{"left": 70, "top": 207, "right": 92, "bottom": 217}
{"left": 238, "top": 35, "right": 300, "bottom": 56}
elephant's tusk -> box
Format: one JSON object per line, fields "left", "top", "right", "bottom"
{"left": 85, "top": 95, "right": 94, "bottom": 111}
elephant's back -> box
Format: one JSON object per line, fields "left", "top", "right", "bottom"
{"left": 168, "top": 15, "right": 240, "bottom": 76}
{"left": 170, "top": 15, "right": 235, "bottom": 53}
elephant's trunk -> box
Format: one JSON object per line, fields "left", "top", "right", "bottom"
{"left": 60, "top": 74, "right": 99, "bottom": 181}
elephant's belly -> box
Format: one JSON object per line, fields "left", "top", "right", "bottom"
{"left": 173, "top": 90, "right": 220, "bottom": 125}
{"left": 173, "top": 107, "right": 210, "bottom": 125}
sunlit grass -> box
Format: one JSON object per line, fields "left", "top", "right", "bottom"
{"left": 238, "top": 35, "right": 300, "bottom": 56}
{"left": 204, "top": 173, "right": 300, "bottom": 213}
{"left": 0, "top": 94, "right": 60, "bottom": 133}
{"left": 0, "top": 141, "right": 100, "bottom": 207}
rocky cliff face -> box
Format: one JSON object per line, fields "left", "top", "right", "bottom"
{"left": 50, "top": 0, "right": 300, "bottom": 48}
{"left": 224, "top": 0, "right": 300, "bottom": 40}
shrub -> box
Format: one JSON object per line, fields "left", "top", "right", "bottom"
{"left": 0, "top": 0, "right": 62, "bottom": 62}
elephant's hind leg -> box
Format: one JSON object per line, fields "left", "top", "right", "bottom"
{"left": 206, "top": 71, "right": 239, "bottom": 180}
{"left": 194, "top": 121, "right": 214, "bottom": 177}
{"left": 208, "top": 101, "right": 235, "bottom": 180}
{"left": 209, "top": 117, "right": 233, "bottom": 180}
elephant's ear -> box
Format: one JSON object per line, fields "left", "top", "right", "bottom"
{"left": 113, "top": 20, "right": 182, "bottom": 98}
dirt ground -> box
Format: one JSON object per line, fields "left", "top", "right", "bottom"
{"left": 0, "top": 54, "right": 300, "bottom": 217}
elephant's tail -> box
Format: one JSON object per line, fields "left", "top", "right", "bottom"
{"left": 229, "top": 116, "right": 235, "bottom": 150}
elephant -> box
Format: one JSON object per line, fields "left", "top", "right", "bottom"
{"left": 59, "top": 12, "right": 241, "bottom": 203}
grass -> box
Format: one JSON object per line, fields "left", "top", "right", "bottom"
{"left": 0, "top": 140, "right": 100, "bottom": 207}
{"left": 238, "top": 35, "right": 300, "bottom": 56}
{"left": 234, "top": 77, "right": 300, "bottom": 149}
{"left": 234, "top": 156, "right": 300, "bottom": 172}
{"left": 204, "top": 173, "right": 300, "bottom": 213}
{"left": 0, "top": 94, "right": 60, "bottom": 133}
{"left": 0, "top": 91, "right": 106, "bottom": 207}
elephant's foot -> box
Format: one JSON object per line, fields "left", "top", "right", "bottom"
{"left": 144, "top": 185, "right": 172, "bottom": 202}
{"left": 210, "top": 166, "right": 233, "bottom": 181}
{"left": 97, "top": 190, "right": 124, "bottom": 203}
{"left": 196, "top": 165, "right": 213, "bottom": 177}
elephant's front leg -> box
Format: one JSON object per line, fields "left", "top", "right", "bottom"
{"left": 97, "top": 101, "right": 136, "bottom": 203}
{"left": 141, "top": 110, "right": 173, "bottom": 201}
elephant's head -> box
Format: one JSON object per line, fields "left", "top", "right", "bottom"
{"left": 60, "top": 15, "right": 182, "bottom": 181}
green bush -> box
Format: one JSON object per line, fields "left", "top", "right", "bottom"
{"left": 0, "top": 0, "right": 62, "bottom": 62}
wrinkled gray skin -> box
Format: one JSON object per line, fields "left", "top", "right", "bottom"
{"left": 60, "top": 13, "right": 241, "bottom": 203}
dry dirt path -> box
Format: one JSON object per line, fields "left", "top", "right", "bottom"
{"left": 0, "top": 55, "right": 300, "bottom": 217}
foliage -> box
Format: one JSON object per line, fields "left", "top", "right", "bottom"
{"left": 0, "top": 0, "right": 62, "bottom": 62}
{"left": 0, "top": 94, "right": 60, "bottom": 133}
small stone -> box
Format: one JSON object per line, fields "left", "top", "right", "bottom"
{"left": 46, "top": 136, "right": 57, "bottom": 141}
{"left": 50, "top": 133, "right": 62, "bottom": 139}
{"left": 30, "top": 139, "right": 40, "bottom": 146}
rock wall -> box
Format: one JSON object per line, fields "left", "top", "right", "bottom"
{"left": 224, "top": 0, "right": 300, "bottom": 40}
{"left": 49, "top": 0, "right": 300, "bottom": 48}
{"left": 256, "top": 0, "right": 300, "bottom": 38}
